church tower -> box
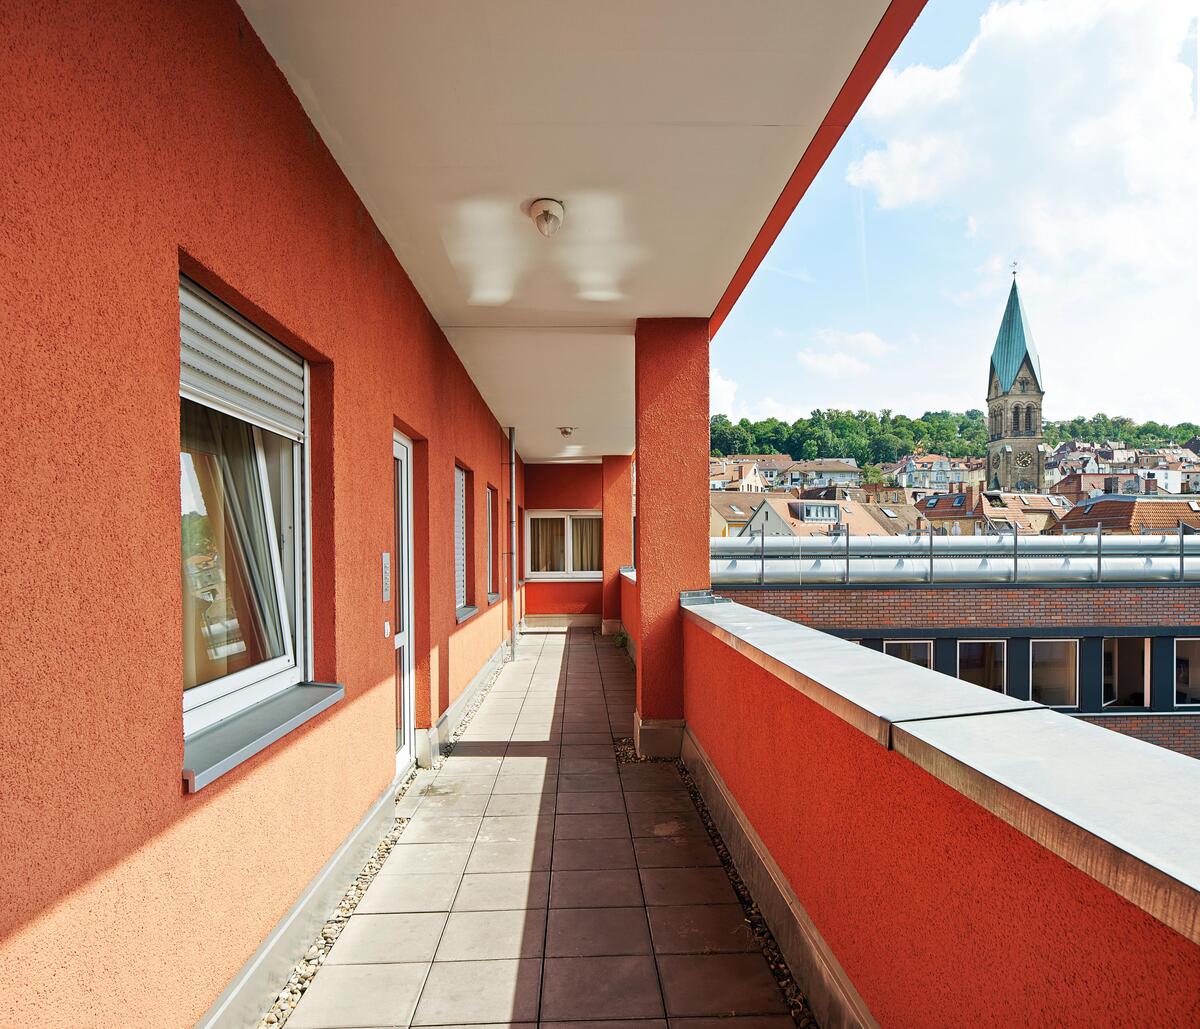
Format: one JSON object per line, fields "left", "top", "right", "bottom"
{"left": 986, "top": 274, "right": 1045, "bottom": 491}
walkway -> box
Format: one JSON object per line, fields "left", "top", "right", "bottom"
{"left": 288, "top": 629, "right": 793, "bottom": 1028}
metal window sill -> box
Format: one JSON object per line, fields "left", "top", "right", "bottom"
{"left": 183, "top": 682, "right": 343, "bottom": 793}
{"left": 456, "top": 604, "right": 480, "bottom": 624}
{"left": 487, "top": 592, "right": 501, "bottom": 606}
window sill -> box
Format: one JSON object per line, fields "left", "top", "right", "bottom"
{"left": 524, "top": 574, "right": 604, "bottom": 583}
{"left": 182, "top": 681, "right": 343, "bottom": 793}
{"left": 456, "top": 604, "right": 480, "bottom": 624}
{"left": 487, "top": 592, "right": 501, "bottom": 606}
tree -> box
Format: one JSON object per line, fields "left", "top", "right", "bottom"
{"left": 709, "top": 408, "right": 1199, "bottom": 461}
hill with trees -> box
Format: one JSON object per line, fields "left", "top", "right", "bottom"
{"left": 710, "top": 410, "right": 1200, "bottom": 466}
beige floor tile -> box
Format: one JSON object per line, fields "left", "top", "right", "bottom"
{"left": 435, "top": 908, "right": 546, "bottom": 961}
{"left": 327, "top": 912, "right": 447, "bottom": 964}
{"left": 288, "top": 962, "right": 429, "bottom": 1029}
{"left": 378, "top": 843, "right": 471, "bottom": 877}
{"left": 356, "top": 873, "right": 461, "bottom": 914}
{"left": 412, "top": 959, "right": 541, "bottom": 1025}
{"left": 453, "top": 871, "right": 550, "bottom": 911}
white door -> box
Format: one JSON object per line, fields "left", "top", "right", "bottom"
{"left": 393, "top": 432, "right": 416, "bottom": 771}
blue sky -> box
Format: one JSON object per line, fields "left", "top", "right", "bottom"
{"left": 712, "top": 0, "right": 1199, "bottom": 426}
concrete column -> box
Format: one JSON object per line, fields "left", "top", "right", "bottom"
{"left": 601, "top": 454, "right": 634, "bottom": 635}
{"left": 634, "top": 318, "right": 710, "bottom": 757}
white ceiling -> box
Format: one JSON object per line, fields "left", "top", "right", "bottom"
{"left": 239, "top": 0, "right": 890, "bottom": 459}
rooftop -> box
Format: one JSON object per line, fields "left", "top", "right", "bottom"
{"left": 283, "top": 631, "right": 799, "bottom": 1027}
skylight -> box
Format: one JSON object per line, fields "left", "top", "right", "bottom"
{"left": 882, "top": 508, "right": 897, "bottom": 518}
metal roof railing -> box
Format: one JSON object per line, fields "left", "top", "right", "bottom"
{"left": 711, "top": 529, "right": 1200, "bottom": 585}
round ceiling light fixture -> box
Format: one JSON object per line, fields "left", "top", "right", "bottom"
{"left": 530, "top": 198, "right": 565, "bottom": 237}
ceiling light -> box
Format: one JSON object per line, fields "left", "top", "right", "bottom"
{"left": 558, "top": 426, "right": 575, "bottom": 438}
{"left": 530, "top": 198, "right": 564, "bottom": 237}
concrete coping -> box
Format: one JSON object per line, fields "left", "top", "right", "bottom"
{"left": 620, "top": 567, "right": 637, "bottom": 582}
{"left": 681, "top": 594, "right": 1200, "bottom": 946}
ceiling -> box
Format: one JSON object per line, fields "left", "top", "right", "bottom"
{"left": 239, "top": 0, "right": 893, "bottom": 459}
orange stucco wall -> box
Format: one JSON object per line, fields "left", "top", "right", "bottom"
{"left": 683, "top": 619, "right": 1200, "bottom": 1027}
{"left": 634, "top": 319, "right": 711, "bottom": 721}
{"left": 525, "top": 580, "right": 604, "bottom": 616}
{"left": 0, "top": 3, "right": 520, "bottom": 1026}
{"left": 523, "top": 463, "right": 606, "bottom": 616}
{"left": 601, "top": 454, "right": 635, "bottom": 625}
{"left": 524, "top": 462, "right": 604, "bottom": 510}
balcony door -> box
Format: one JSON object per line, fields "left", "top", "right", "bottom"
{"left": 393, "top": 432, "right": 416, "bottom": 771}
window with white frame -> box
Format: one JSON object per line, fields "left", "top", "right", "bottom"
{"left": 884, "top": 640, "right": 933, "bottom": 669}
{"left": 1103, "top": 637, "right": 1151, "bottom": 707}
{"left": 958, "top": 640, "right": 1006, "bottom": 692}
{"left": 486, "top": 485, "right": 498, "bottom": 598}
{"left": 526, "top": 511, "right": 602, "bottom": 579}
{"left": 803, "top": 504, "right": 839, "bottom": 522}
{"left": 179, "top": 278, "right": 308, "bottom": 736}
{"left": 1031, "top": 639, "right": 1078, "bottom": 707}
{"left": 454, "top": 465, "right": 470, "bottom": 610}
{"left": 1176, "top": 639, "right": 1200, "bottom": 706}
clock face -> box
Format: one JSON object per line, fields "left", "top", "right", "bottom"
{"left": 1015, "top": 451, "right": 1034, "bottom": 469}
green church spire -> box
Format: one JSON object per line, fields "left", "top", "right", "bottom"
{"left": 989, "top": 276, "right": 1043, "bottom": 393}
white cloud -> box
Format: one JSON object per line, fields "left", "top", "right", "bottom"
{"left": 710, "top": 367, "right": 740, "bottom": 417}
{"left": 810, "top": 328, "right": 894, "bottom": 357}
{"left": 846, "top": 0, "right": 1199, "bottom": 422}
{"left": 796, "top": 351, "right": 870, "bottom": 377}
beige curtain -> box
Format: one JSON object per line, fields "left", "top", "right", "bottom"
{"left": 530, "top": 517, "right": 565, "bottom": 572}
{"left": 571, "top": 517, "right": 602, "bottom": 572}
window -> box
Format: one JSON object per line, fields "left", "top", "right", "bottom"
{"left": 1103, "top": 637, "right": 1150, "bottom": 707}
{"left": 953, "top": 495, "right": 966, "bottom": 507}
{"left": 179, "top": 279, "right": 307, "bottom": 736}
{"left": 803, "top": 504, "right": 838, "bottom": 522}
{"left": 1025, "top": 407, "right": 1034, "bottom": 432}
{"left": 525, "top": 511, "right": 603, "bottom": 579}
{"left": 454, "top": 465, "right": 472, "bottom": 612}
{"left": 1031, "top": 639, "right": 1078, "bottom": 707}
{"left": 884, "top": 640, "right": 933, "bottom": 669}
{"left": 1012, "top": 406, "right": 1021, "bottom": 433}
{"left": 882, "top": 508, "right": 897, "bottom": 518}
{"left": 1176, "top": 639, "right": 1200, "bottom": 706}
{"left": 486, "top": 486, "right": 499, "bottom": 599}
{"left": 925, "top": 499, "right": 937, "bottom": 509}
{"left": 958, "top": 640, "right": 1006, "bottom": 692}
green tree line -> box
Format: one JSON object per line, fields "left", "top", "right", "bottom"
{"left": 710, "top": 410, "right": 1200, "bottom": 466}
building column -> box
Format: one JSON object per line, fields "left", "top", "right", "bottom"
{"left": 634, "top": 318, "right": 710, "bottom": 757}
{"left": 601, "top": 454, "right": 634, "bottom": 635}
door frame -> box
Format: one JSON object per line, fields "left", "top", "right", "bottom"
{"left": 393, "top": 431, "right": 416, "bottom": 773}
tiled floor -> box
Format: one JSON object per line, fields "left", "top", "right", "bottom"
{"left": 289, "top": 629, "right": 791, "bottom": 1029}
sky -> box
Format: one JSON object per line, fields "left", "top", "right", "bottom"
{"left": 711, "top": 0, "right": 1199, "bottom": 426}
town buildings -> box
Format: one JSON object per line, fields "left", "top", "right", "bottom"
{"left": 891, "top": 453, "right": 985, "bottom": 489}
{"left": 778, "top": 458, "right": 864, "bottom": 488}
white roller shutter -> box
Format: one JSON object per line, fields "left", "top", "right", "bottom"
{"left": 179, "top": 277, "right": 306, "bottom": 439}
{"left": 454, "top": 466, "right": 468, "bottom": 609}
